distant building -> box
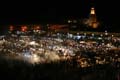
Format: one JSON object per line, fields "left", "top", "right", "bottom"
{"left": 84, "top": 7, "right": 99, "bottom": 29}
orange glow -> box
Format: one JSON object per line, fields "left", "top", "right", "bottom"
{"left": 49, "top": 24, "right": 68, "bottom": 31}
{"left": 36, "top": 26, "right": 40, "bottom": 29}
{"left": 34, "top": 25, "right": 41, "bottom": 30}
{"left": 92, "top": 23, "right": 97, "bottom": 28}
{"left": 21, "top": 26, "right": 27, "bottom": 32}
{"left": 9, "top": 25, "right": 14, "bottom": 31}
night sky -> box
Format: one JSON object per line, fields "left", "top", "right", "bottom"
{"left": 0, "top": 0, "right": 120, "bottom": 32}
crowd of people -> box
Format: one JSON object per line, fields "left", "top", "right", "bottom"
{"left": 0, "top": 31, "right": 120, "bottom": 67}
{"left": 0, "top": 30, "right": 120, "bottom": 80}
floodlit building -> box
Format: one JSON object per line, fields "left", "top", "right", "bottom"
{"left": 84, "top": 7, "right": 99, "bottom": 29}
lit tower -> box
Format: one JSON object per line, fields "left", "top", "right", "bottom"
{"left": 86, "top": 7, "right": 99, "bottom": 28}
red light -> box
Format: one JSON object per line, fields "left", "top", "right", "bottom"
{"left": 21, "top": 26, "right": 27, "bottom": 32}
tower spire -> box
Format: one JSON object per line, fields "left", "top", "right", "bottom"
{"left": 85, "top": 6, "right": 99, "bottom": 29}
{"left": 90, "top": 7, "right": 95, "bottom": 15}
{"left": 89, "top": 7, "right": 99, "bottom": 28}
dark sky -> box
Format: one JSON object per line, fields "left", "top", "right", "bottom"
{"left": 0, "top": 0, "right": 120, "bottom": 32}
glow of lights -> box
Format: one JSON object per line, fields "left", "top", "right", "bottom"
{"left": 29, "top": 41, "right": 35, "bottom": 45}
{"left": 23, "top": 53, "right": 40, "bottom": 64}
{"left": 112, "top": 35, "right": 114, "bottom": 37}
{"left": 92, "top": 33, "right": 94, "bottom": 36}
{"left": 100, "top": 34, "right": 103, "bottom": 37}
{"left": 68, "top": 20, "right": 71, "bottom": 23}
{"left": 9, "top": 25, "right": 14, "bottom": 31}
{"left": 105, "top": 32, "right": 108, "bottom": 35}
{"left": 32, "top": 54, "right": 40, "bottom": 63}
{"left": 34, "top": 26, "right": 40, "bottom": 30}
{"left": 92, "top": 23, "right": 98, "bottom": 28}
{"left": 21, "top": 26, "right": 27, "bottom": 32}
{"left": 36, "top": 26, "right": 40, "bottom": 29}
{"left": 90, "top": 7, "right": 95, "bottom": 14}
{"left": 29, "top": 41, "right": 39, "bottom": 46}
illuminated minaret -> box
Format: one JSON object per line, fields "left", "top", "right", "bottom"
{"left": 87, "top": 7, "right": 99, "bottom": 28}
